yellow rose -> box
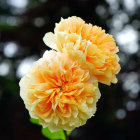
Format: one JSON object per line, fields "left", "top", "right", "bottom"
{"left": 43, "top": 16, "right": 121, "bottom": 85}
{"left": 19, "top": 50, "right": 101, "bottom": 132}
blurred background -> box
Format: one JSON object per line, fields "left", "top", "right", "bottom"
{"left": 0, "top": 0, "right": 140, "bottom": 139}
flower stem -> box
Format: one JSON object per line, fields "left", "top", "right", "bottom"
{"left": 64, "top": 130, "right": 69, "bottom": 140}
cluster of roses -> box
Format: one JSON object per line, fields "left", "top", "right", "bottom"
{"left": 19, "top": 16, "right": 120, "bottom": 132}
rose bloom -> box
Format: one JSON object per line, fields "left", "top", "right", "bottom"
{"left": 19, "top": 50, "right": 101, "bottom": 132}
{"left": 43, "top": 16, "right": 121, "bottom": 85}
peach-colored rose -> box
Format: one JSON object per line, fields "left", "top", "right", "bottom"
{"left": 43, "top": 16, "right": 121, "bottom": 85}
{"left": 19, "top": 50, "right": 101, "bottom": 132}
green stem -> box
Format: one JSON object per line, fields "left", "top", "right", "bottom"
{"left": 64, "top": 130, "right": 69, "bottom": 140}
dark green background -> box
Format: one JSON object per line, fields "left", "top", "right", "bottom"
{"left": 0, "top": 0, "right": 140, "bottom": 139}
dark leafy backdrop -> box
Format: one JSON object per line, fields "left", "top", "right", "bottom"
{"left": 0, "top": 0, "right": 140, "bottom": 139}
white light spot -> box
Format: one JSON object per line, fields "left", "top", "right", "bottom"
{"left": 0, "top": 62, "right": 10, "bottom": 76}
{"left": 118, "top": 53, "right": 128, "bottom": 65}
{"left": 136, "top": 0, "right": 140, "bottom": 6}
{"left": 118, "top": 12, "right": 129, "bottom": 24}
{"left": 130, "top": 83, "right": 140, "bottom": 94}
{"left": 111, "top": 12, "right": 129, "bottom": 31}
{"left": 116, "top": 26, "right": 138, "bottom": 45}
{"left": 112, "top": 18, "right": 123, "bottom": 31}
{"left": 116, "top": 25, "right": 139, "bottom": 54}
{"left": 95, "top": 5, "right": 107, "bottom": 16}
{"left": 126, "top": 42, "right": 139, "bottom": 54}
{"left": 116, "top": 109, "right": 126, "bottom": 119}
{"left": 122, "top": 72, "right": 138, "bottom": 83}
{"left": 0, "top": 16, "right": 19, "bottom": 26}
{"left": 128, "top": 82, "right": 140, "bottom": 99}
{"left": 128, "top": 92, "right": 139, "bottom": 99}
{"left": 8, "top": 0, "right": 28, "bottom": 8}
{"left": 122, "top": 72, "right": 139, "bottom": 95}
{"left": 126, "top": 101, "right": 136, "bottom": 111}
{"left": 123, "top": 0, "right": 136, "bottom": 12}
{"left": 34, "top": 18, "right": 45, "bottom": 27}
{"left": 3, "top": 42, "right": 18, "bottom": 57}
{"left": 16, "top": 57, "right": 37, "bottom": 78}
{"left": 106, "top": 0, "right": 119, "bottom": 14}
{"left": 106, "top": 0, "right": 118, "bottom": 5}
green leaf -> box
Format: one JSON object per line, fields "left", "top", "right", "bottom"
{"left": 42, "top": 128, "right": 66, "bottom": 140}
{"left": 30, "top": 118, "right": 72, "bottom": 139}
{"left": 66, "top": 131, "right": 71, "bottom": 136}
{"left": 30, "top": 118, "right": 40, "bottom": 125}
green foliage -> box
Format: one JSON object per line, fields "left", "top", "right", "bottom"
{"left": 30, "top": 118, "right": 71, "bottom": 140}
{"left": 42, "top": 128, "right": 66, "bottom": 140}
{"left": 66, "top": 131, "right": 71, "bottom": 136}
{"left": 30, "top": 118, "right": 40, "bottom": 125}
{"left": 0, "top": 23, "right": 17, "bottom": 30}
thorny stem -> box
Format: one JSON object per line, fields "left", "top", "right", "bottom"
{"left": 64, "top": 130, "right": 69, "bottom": 140}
